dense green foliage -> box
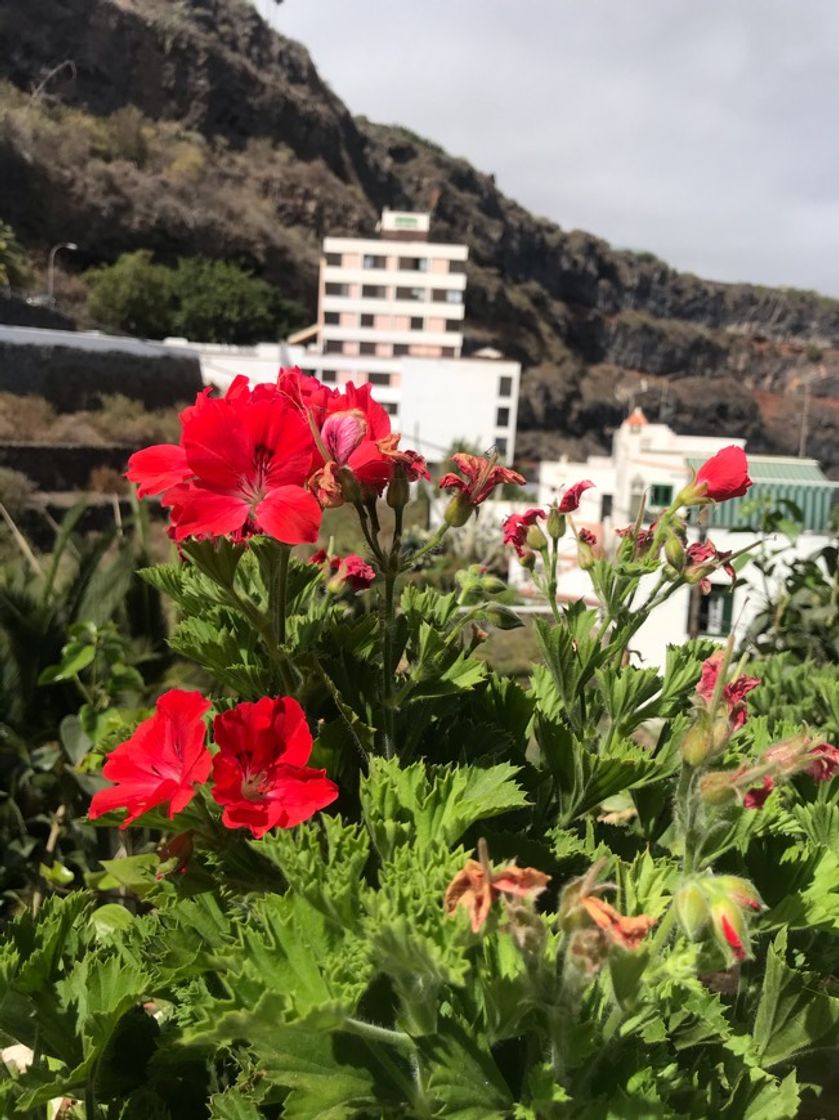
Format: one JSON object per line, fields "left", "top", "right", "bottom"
{"left": 0, "top": 221, "right": 31, "bottom": 291}
{"left": 85, "top": 251, "right": 305, "bottom": 343}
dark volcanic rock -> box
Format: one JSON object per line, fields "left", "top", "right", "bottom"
{"left": 1, "top": 0, "right": 838, "bottom": 471}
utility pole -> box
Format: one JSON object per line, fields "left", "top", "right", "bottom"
{"left": 47, "top": 242, "right": 78, "bottom": 304}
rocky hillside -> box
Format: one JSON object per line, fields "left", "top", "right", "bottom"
{"left": 2, "top": 0, "right": 838, "bottom": 473}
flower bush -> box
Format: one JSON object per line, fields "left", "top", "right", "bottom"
{"left": 1, "top": 377, "right": 838, "bottom": 1119}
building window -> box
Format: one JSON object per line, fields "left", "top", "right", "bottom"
{"left": 324, "top": 340, "right": 344, "bottom": 355}
{"left": 362, "top": 284, "right": 386, "bottom": 298}
{"left": 495, "top": 437, "right": 508, "bottom": 457}
{"left": 325, "top": 252, "right": 342, "bottom": 267}
{"left": 449, "top": 259, "right": 466, "bottom": 274}
{"left": 410, "top": 316, "right": 424, "bottom": 330}
{"left": 496, "top": 407, "right": 510, "bottom": 427}
{"left": 360, "top": 313, "right": 375, "bottom": 327}
{"left": 363, "top": 254, "right": 386, "bottom": 269}
{"left": 368, "top": 372, "right": 391, "bottom": 386}
{"left": 360, "top": 342, "right": 376, "bottom": 355}
{"left": 649, "top": 483, "right": 674, "bottom": 507}
{"left": 320, "top": 370, "right": 337, "bottom": 383}
{"left": 325, "top": 282, "right": 348, "bottom": 297}
{"left": 324, "top": 311, "right": 340, "bottom": 325}
{"left": 696, "top": 586, "right": 733, "bottom": 637}
{"left": 382, "top": 401, "right": 398, "bottom": 416}
{"left": 600, "top": 494, "right": 613, "bottom": 520}
{"left": 441, "top": 347, "right": 455, "bottom": 358}
{"left": 396, "top": 286, "right": 425, "bottom": 301}
{"left": 432, "top": 288, "right": 463, "bottom": 303}
{"left": 393, "top": 344, "right": 409, "bottom": 356}
{"left": 498, "top": 375, "right": 513, "bottom": 397}
{"left": 399, "top": 257, "right": 428, "bottom": 271}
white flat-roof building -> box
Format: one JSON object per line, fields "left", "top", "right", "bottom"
{"left": 168, "top": 339, "right": 520, "bottom": 465}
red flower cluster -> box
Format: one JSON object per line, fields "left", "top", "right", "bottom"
{"left": 696, "top": 650, "right": 760, "bottom": 731}
{"left": 89, "top": 689, "right": 338, "bottom": 838}
{"left": 309, "top": 549, "right": 377, "bottom": 591}
{"left": 684, "top": 541, "right": 735, "bottom": 593}
{"left": 211, "top": 696, "right": 338, "bottom": 838}
{"left": 678, "top": 445, "right": 752, "bottom": 506}
{"left": 700, "top": 735, "right": 839, "bottom": 811}
{"left": 126, "top": 368, "right": 428, "bottom": 544}
{"left": 502, "top": 508, "right": 545, "bottom": 556}
{"left": 439, "top": 453, "right": 526, "bottom": 526}
{"left": 558, "top": 479, "right": 594, "bottom": 513}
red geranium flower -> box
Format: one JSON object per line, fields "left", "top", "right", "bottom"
{"left": 679, "top": 446, "right": 752, "bottom": 505}
{"left": 310, "top": 550, "right": 377, "bottom": 591}
{"left": 210, "top": 696, "right": 338, "bottom": 838}
{"left": 502, "top": 508, "right": 545, "bottom": 555}
{"left": 89, "top": 690, "right": 212, "bottom": 828}
{"left": 558, "top": 480, "right": 594, "bottom": 513}
{"left": 127, "top": 375, "right": 322, "bottom": 545}
{"left": 696, "top": 651, "right": 760, "bottom": 730}
{"left": 806, "top": 742, "right": 839, "bottom": 781}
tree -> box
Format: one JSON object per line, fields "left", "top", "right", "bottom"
{"left": 0, "top": 221, "right": 32, "bottom": 292}
{"left": 171, "top": 257, "right": 303, "bottom": 344}
{"left": 86, "top": 250, "right": 175, "bottom": 338}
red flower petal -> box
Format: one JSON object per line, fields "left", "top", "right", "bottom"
{"left": 695, "top": 446, "right": 752, "bottom": 502}
{"left": 126, "top": 444, "right": 191, "bottom": 498}
{"left": 256, "top": 486, "right": 322, "bottom": 545}
{"left": 558, "top": 480, "right": 594, "bottom": 513}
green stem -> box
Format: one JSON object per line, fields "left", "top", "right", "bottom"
{"left": 400, "top": 523, "right": 449, "bottom": 571}
{"left": 380, "top": 565, "right": 397, "bottom": 759}
{"left": 276, "top": 543, "right": 290, "bottom": 646}
{"left": 342, "top": 1016, "right": 415, "bottom": 1051}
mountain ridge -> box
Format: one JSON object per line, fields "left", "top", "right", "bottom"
{"left": 1, "top": 0, "right": 838, "bottom": 473}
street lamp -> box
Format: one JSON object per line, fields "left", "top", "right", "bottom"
{"left": 47, "top": 242, "right": 79, "bottom": 304}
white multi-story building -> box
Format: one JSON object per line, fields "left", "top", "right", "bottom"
{"left": 165, "top": 209, "right": 522, "bottom": 464}
{"left": 319, "top": 209, "right": 468, "bottom": 364}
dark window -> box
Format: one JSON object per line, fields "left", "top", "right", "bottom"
{"left": 495, "top": 437, "right": 508, "bottom": 457}
{"left": 325, "top": 252, "right": 342, "bottom": 267}
{"left": 396, "top": 286, "right": 425, "bottom": 301}
{"left": 496, "top": 407, "right": 510, "bottom": 427}
{"left": 432, "top": 288, "right": 462, "bottom": 303}
{"left": 399, "top": 257, "right": 427, "bottom": 271}
{"left": 324, "top": 311, "right": 340, "bottom": 325}
{"left": 320, "top": 370, "right": 337, "bottom": 383}
{"left": 410, "top": 317, "right": 424, "bottom": 330}
{"left": 600, "top": 494, "right": 613, "bottom": 520}
{"left": 368, "top": 372, "right": 391, "bottom": 386}
{"left": 498, "top": 375, "right": 513, "bottom": 397}
{"left": 441, "top": 347, "right": 455, "bottom": 358}
{"left": 449, "top": 259, "right": 466, "bottom": 274}
{"left": 362, "top": 284, "right": 386, "bottom": 298}
{"left": 360, "top": 313, "right": 375, "bottom": 327}
{"left": 649, "top": 483, "right": 674, "bottom": 507}
{"left": 324, "top": 340, "right": 344, "bottom": 355}
{"left": 325, "top": 282, "right": 348, "bottom": 297}
{"left": 382, "top": 401, "right": 398, "bottom": 416}
{"left": 393, "top": 344, "right": 409, "bottom": 356}
{"left": 360, "top": 342, "right": 376, "bottom": 355}
{"left": 696, "top": 586, "right": 733, "bottom": 637}
{"left": 363, "top": 254, "right": 386, "bottom": 269}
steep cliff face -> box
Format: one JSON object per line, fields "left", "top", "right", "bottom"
{"left": 1, "top": 0, "right": 838, "bottom": 473}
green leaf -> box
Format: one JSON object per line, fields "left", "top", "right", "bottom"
{"left": 209, "top": 1090, "right": 265, "bottom": 1120}
{"left": 90, "top": 903, "right": 135, "bottom": 940}
{"left": 752, "top": 929, "right": 839, "bottom": 1066}
{"left": 38, "top": 641, "right": 95, "bottom": 683}
{"left": 59, "top": 714, "right": 94, "bottom": 764}
{"left": 418, "top": 1020, "right": 513, "bottom": 1120}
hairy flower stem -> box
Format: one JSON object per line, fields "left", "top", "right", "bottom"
{"left": 342, "top": 1016, "right": 415, "bottom": 1051}
{"left": 377, "top": 504, "right": 406, "bottom": 759}
{"left": 676, "top": 761, "right": 701, "bottom": 875}
{"left": 275, "top": 543, "right": 290, "bottom": 647}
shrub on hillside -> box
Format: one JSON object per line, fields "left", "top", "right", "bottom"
{"left": 0, "top": 220, "right": 32, "bottom": 291}
{"left": 86, "top": 251, "right": 305, "bottom": 343}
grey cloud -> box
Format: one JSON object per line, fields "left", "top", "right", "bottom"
{"left": 262, "top": 0, "right": 839, "bottom": 295}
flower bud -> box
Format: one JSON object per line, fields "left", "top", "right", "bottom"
{"left": 337, "top": 466, "right": 362, "bottom": 505}
{"left": 484, "top": 604, "right": 522, "bottom": 630}
{"left": 518, "top": 548, "right": 536, "bottom": 571}
{"left": 674, "top": 880, "right": 711, "bottom": 941}
{"left": 681, "top": 713, "right": 730, "bottom": 767}
{"left": 697, "top": 770, "right": 739, "bottom": 806}
{"left": 547, "top": 508, "right": 565, "bottom": 540}
{"left": 566, "top": 928, "right": 608, "bottom": 978}
{"left": 664, "top": 534, "right": 685, "bottom": 571}
{"left": 577, "top": 528, "right": 597, "bottom": 570}
{"left": 444, "top": 492, "right": 473, "bottom": 528}
{"left": 386, "top": 466, "right": 410, "bottom": 509}
{"left": 709, "top": 897, "right": 751, "bottom": 965}
{"left": 480, "top": 574, "right": 508, "bottom": 595}
{"left": 526, "top": 523, "right": 548, "bottom": 551}
{"left": 714, "top": 876, "right": 763, "bottom": 914}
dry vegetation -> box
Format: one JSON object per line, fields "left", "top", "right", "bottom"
{"left": 0, "top": 392, "right": 181, "bottom": 445}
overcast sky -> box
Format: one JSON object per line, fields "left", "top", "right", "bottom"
{"left": 257, "top": 1, "right": 839, "bottom": 297}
